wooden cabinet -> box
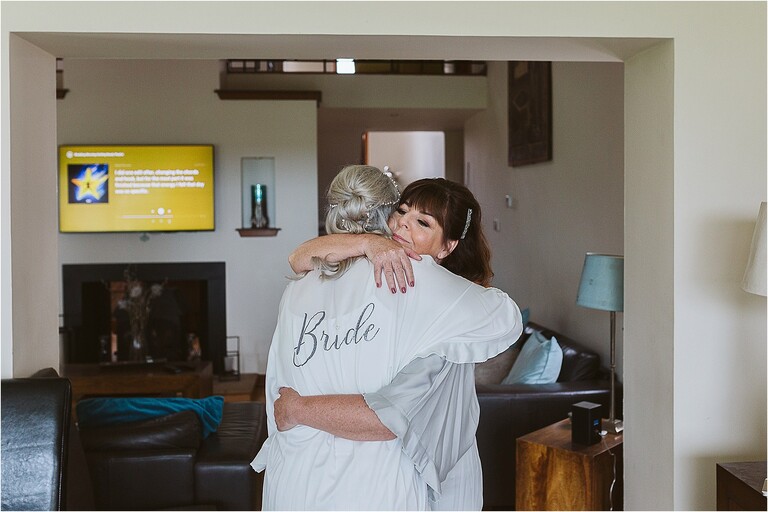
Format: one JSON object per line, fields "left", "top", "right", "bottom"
{"left": 716, "top": 461, "right": 767, "bottom": 511}
{"left": 516, "top": 418, "right": 623, "bottom": 510}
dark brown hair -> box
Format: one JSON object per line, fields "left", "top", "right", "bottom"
{"left": 399, "top": 178, "right": 493, "bottom": 286}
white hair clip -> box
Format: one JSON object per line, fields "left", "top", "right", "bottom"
{"left": 460, "top": 208, "right": 472, "bottom": 239}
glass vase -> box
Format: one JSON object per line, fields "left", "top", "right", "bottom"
{"left": 129, "top": 333, "right": 146, "bottom": 362}
{"left": 251, "top": 184, "right": 269, "bottom": 228}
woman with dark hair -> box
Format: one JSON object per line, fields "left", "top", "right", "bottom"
{"left": 252, "top": 170, "right": 521, "bottom": 511}
{"left": 274, "top": 177, "right": 514, "bottom": 510}
{"left": 396, "top": 177, "right": 493, "bottom": 286}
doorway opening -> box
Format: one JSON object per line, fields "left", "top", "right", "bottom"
{"left": 363, "top": 131, "right": 446, "bottom": 191}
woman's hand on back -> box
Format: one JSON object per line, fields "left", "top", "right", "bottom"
{"left": 274, "top": 386, "right": 301, "bottom": 431}
{"left": 362, "top": 236, "right": 421, "bottom": 293}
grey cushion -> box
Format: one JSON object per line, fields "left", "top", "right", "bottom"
{"left": 475, "top": 345, "right": 521, "bottom": 385}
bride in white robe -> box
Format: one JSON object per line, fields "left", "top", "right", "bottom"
{"left": 251, "top": 168, "right": 522, "bottom": 511}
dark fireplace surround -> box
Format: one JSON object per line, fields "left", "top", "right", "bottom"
{"left": 62, "top": 262, "right": 227, "bottom": 374}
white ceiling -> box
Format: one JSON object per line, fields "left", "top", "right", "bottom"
{"left": 24, "top": 31, "right": 660, "bottom": 131}
{"left": 19, "top": 33, "right": 660, "bottom": 62}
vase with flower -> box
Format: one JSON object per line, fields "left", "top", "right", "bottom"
{"left": 117, "top": 268, "right": 163, "bottom": 362}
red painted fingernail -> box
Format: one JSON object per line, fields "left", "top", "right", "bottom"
{"left": 410, "top": 281, "right": 414, "bottom": 287}
{"left": 377, "top": 282, "right": 381, "bottom": 288}
{"left": 391, "top": 288, "right": 396, "bottom": 294}
{"left": 401, "top": 287, "right": 406, "bottom": 293}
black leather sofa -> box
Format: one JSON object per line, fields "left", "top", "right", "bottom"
{"left": 1, "top": 367, "right": 267, "bottom": 511}
{"left": 1, "top": 369, "right": 94, "bottom": 511}
{"left": 476, "top": 323, "right": 622, "bottom": 510}
{"left": 78, "top": 400, "right": 268, "bottom": 510}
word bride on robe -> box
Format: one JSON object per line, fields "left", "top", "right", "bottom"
{"left": 293, "top": 302, "right": 380, "bottom": 367}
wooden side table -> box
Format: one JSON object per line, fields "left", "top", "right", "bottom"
{"left": 716, "top": 461, "right": 767, "bottom": 511}
{"left": 516, "top": 418, "right": 623, "bottom": 511}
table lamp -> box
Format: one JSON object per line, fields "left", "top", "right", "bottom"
{"left": 742, "top": 202, "right": 766, "bottom": 296}
{"left": 577, "top": 253, "right": 624, "bottom": 434}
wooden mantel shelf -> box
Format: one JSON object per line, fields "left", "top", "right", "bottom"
{"left": 237, "top": 227, "right": 281, "bottom": 237}
{"left": 215, "top": 89, "right": 321, "bottom": 104}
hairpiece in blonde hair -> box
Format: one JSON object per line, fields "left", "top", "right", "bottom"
{"left": 460, "top": 208, "right": 473, "bottom": 239}
{"left": 379, "top": 198, "right": 399, "bottom": 208}
{"left": 362, "top": 197, "right": 399, "bottom": 231}
{"left": 387, "top": 175, "right": 400, "bottom": 194}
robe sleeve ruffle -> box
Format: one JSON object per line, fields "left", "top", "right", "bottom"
{"left": 413, "top": 286, "right": 523, "bottom": 364}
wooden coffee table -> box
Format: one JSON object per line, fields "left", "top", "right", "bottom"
{"left": 62, "top": 360, "right": 213, "bottom": 405}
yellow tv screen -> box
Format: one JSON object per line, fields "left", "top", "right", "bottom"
{"left": 59, "top": 145, "right": 215, "bottom": 233}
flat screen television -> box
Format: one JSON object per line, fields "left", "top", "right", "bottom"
{"left": 58, "top": 144, "right": 215, "bottom": 233}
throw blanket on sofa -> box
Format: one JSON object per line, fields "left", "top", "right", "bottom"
{"left": 76, "top": 395, "right": 224, "bottom": 438}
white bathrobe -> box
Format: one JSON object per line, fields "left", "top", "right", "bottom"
{"left": 252, "top": 256, "right": 522, "bottom": 511}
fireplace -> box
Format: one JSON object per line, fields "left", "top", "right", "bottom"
{"left": 62, "top": 262, "right": 226, "bottom": 374}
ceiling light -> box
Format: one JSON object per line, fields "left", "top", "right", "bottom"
{"left": 336, "top": 58, "right": 355, "bottom": 74}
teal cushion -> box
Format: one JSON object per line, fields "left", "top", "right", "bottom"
{"left": 502, "top": 330, "right": 563, "bottom": 384}
{"left": 76, "top": 395, "right": 224, "bottom": 438}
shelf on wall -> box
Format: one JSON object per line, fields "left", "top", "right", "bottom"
{"left": 57, "top": 89, "right": 69, "bottom": 99}
{"left": 236, "top": 228, "right": 281, "bottom": 237}
{"left": 214, "top": 89, "right": 321, "bottom": 105}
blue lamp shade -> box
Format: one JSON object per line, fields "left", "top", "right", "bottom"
{"left": 576, "top": 253, "right": 624, "bottom": 312}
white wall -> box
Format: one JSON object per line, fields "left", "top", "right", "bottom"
{"left": 56, "top": 59, "right": 318, "bottom": 373}
{"left": 668, "top": 6, "right": 767, "bottom": 503}
{"left": 2, "top": 2, "right": 766, "bottom": 510}
{"left": 624, "top": 39, "right": 676, "bottom": 510}
{"left": 6, "top": 35, "right": 60, "bottom": 377}
{"left": 467, "top": 61, "right": 625, "bottom": 378}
